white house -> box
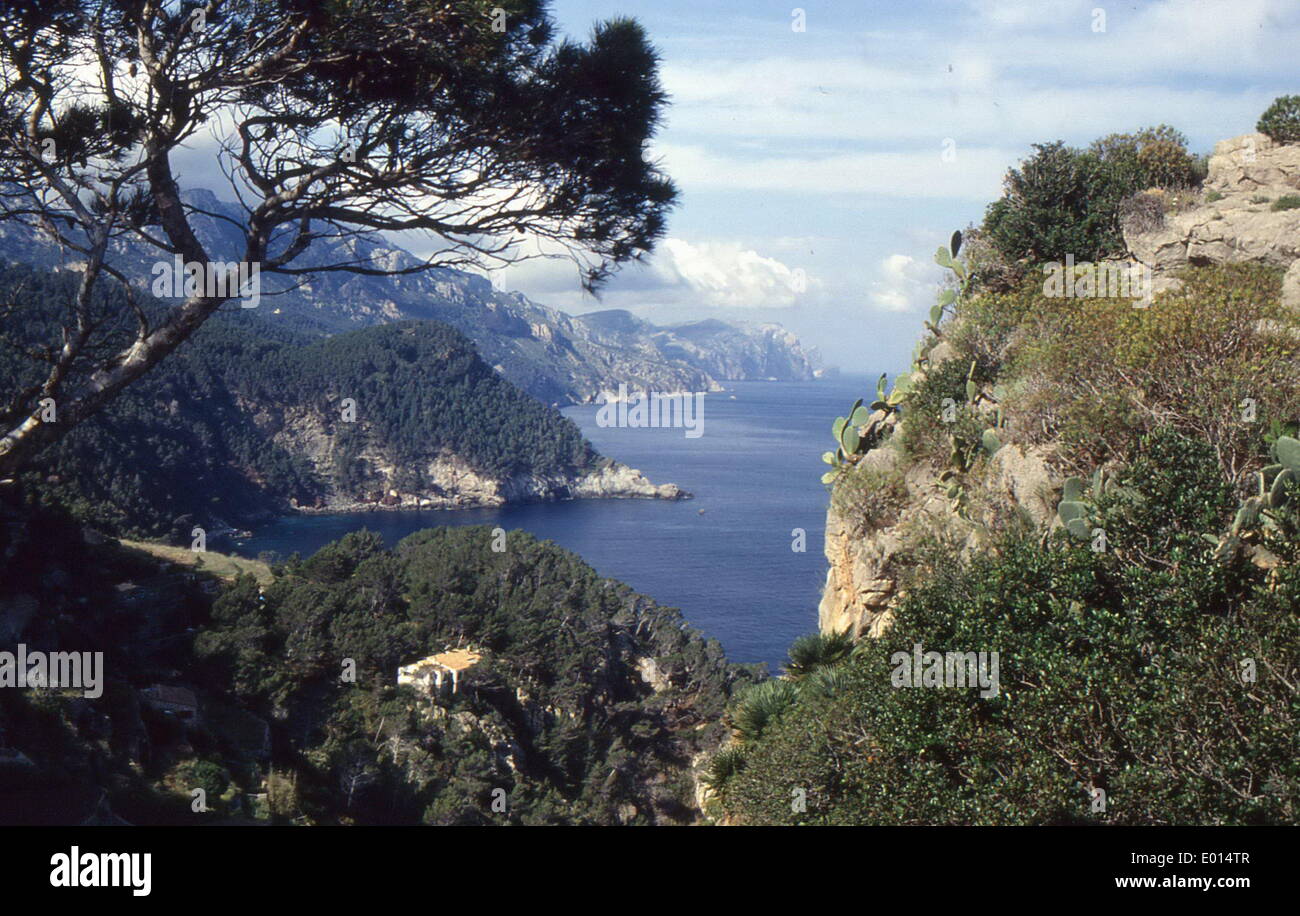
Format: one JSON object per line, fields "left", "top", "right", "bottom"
{"left": 397, "top": 648, "right": 482, "bottom": 695}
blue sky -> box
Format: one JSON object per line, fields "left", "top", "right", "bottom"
{"left": 494, "top": 0, "right": 1300, "bottom": 373}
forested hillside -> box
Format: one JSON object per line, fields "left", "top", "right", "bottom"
{"left": 0, "top": 188, "right": 823, "bottom": 408}
{"left": 0, "top": 498, "right": 754, "bottom": 825}
{"left": 1, "top": 265, "right": 600, "bottom": 538}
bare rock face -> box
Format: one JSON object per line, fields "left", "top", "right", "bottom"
{"left": 821, "top": 132, "right": 1300, "bottom": 644}
{"left": 818, "top": 508, "right": 904, "bottom": 640}
{"left": 817, "top": 432, "right": 1058, "bottom": 641}
{"left": 570, "top": 463, "right": 686, "bottom": 502}
{"left": 1124, "top": 134, "right": 1300, "bottom": 306}
{"left": 1206, "top": 133, "right": 1300, "bottom": 196}
{"left": 987, "top": 444, "right": 1057, "bottom": 527}
{"left": 250, "top": 401, "right": 685, "bottom": 513}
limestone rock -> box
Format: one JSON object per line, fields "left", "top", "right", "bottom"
{"left": 1125, "top": 133, "right": 1300, "bottom": 284}
{"left": 988, "top": 444, "right": 1057, "bottom": 527}
{"left": 1205, "top": 133, "right": 1300, "bottom": 195}
{"left": 817, "top": 434, "right": 1058, "bottom": 640}
{"left": 1283, "top": 261, "right": 1300, "bottom": 311}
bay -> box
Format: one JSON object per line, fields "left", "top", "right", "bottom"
{"left": 226, "top": 376, "right": 872, "bottom": 669}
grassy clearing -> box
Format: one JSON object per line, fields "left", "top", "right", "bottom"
{"left": 120, "top": 539, "right": 273, "bottom": 585}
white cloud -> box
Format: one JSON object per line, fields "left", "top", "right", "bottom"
{"left": 651, "top": 238, "right": 814, "bottom": 309}
{"left": 869, "top": 253, "right": 940, "bottom": 313}
{"left": 486, "top": 235, "right": 815, "bottom": 313}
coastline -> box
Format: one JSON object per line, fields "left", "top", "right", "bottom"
{"left": 286, "top": 461, "right": 690, "bottom": 516}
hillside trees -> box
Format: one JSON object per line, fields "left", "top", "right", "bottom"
{"left": 0, "top": 264, "right": 600, "bottom": 536}
{"left": 0, "top": 0, "right": 677, "bottom": 477}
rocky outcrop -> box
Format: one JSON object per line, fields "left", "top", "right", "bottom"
{"left": 570, "top": 463, "right": 686, "bottom": 502}
{"left": 817, "top": 377, "right": 1058, "bottom": 639}
{"left": 821, "top": 131, "right": 1300, "bottom": 642}
{"left": 1124, "top": 133, "right": 1300, "bottom": 308}
{"left": 257, "top": 404, "right": 685, "bottom": 513}
{"left": 818, "top": 435, "right": 1057, "bottom": 639}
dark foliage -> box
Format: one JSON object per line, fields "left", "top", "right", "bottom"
{"left": 717, "top": 431, "right": 1299, "bottom": 825}
{"left": 0, "top": 265, "right": 597, "bottom": 537}
{"left": 1257, "top": 95, "right": 1300, "bottom": 144}
{"left": 982, "top": 127, "right": 1203, "bottom": 265}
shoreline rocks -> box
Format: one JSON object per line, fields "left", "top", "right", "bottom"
{"left": 289, "top": 461, "right": 688, "bottom": 516}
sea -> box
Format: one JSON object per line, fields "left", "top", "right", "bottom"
{"left": 225, "top": 376, "right": 871, "bottom": 670}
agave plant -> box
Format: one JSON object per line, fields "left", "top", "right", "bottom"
{"left": 802, "top": 665, "right": 854, "bottom": 699}
{"left": 701, "top": 745, "right": 748, "bottom": 794}
{"left": 785, "top": 630, "right": 855, "bottom": 680}
{"left": 730, "top": 679, "right": 800, "bottom": 743}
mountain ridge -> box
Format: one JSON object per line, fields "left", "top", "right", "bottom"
{"left": 0, "top": 188, "right": 822, "bottom": 405}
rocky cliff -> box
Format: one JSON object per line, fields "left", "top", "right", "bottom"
{"left": 816, "top": 359, "right": 1057, "bottom": 640}
{"left": 818, "top": 132, "right": 1300, "bottom": 641}
{"left": 9, "top": 289, "right": 684, "bottom": 539}
{"left": 580, "top": 311, "right": 820, "bottom": 384}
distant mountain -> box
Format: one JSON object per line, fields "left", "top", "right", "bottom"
{"left": 0, "top": 189, "right": 822, "bottom": 404}
{"left": 2, "top": 266, "right": 681, "bottom": 540}
{"left": 581, "top": 310, "right": 821, "bottom": 383}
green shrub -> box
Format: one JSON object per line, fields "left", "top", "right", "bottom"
{"left": 721, "top": 432, "right": 1300, "bottom": 825}
{"left": 894, "top": 357, "right": 973, "bottom": 464}
{"left": 730, "top": 679, "right": 800, "bottom": 743}
{"left": 1090, "top": 125, "right": 1204, "bottom": 192}
{"left": 701, "top": 745, "right": 748, "bottom": 796}
{"left": 172, "top": 759, "right": 232, "bottom": 804}
{"left": 983, "top": 127, "right": 1202, "bottom": 266}
{"left": 945, "top": 274, "right": 1041, "bottom": 381}
{"left": 785, "top": 630, "right": 855, "bottom": 680}
{"left": 1271, "top": 194, "right": 1300, "bottom": 211}
{"left": 830, "top": 462, "right": 908, "bottom": 536}
{"left": 1002, "top": 263, "right": 1298, "bottom": 480}
{"left": 1257, "top": 95, "right": 1300, "bottom": 143}
{"left": 982, "top": 141, "right": 1107, "bottom": 264}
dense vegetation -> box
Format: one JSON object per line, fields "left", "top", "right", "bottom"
{"left": 1257, "top": 94, "right": 1300, "bottom": 143}
{"left": 725, "top": 114, "right": 1300, "bottom": 825}
{"left": 0, "top": 497, "right": 752, "bottom": 825}
{"left": 718, "top": 430, "right": 1299, "bottom": 824}
{"left": 0, "top": 266, "right": 598, "bottom": 539}
{"left": 0, "top": 0, "right": 676, "bottom": 479}
{"left": 982, "top": 125, "right": 1204, "bottom": 265}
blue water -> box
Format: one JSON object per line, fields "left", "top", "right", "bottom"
{"left": 225, "top": 377, "right": 872, "bottom": 669}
